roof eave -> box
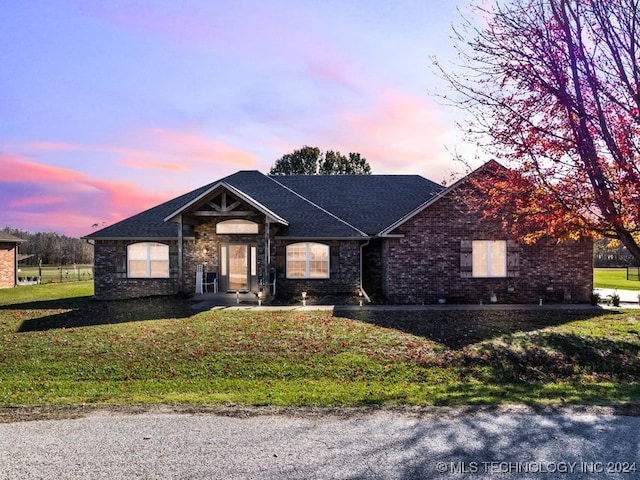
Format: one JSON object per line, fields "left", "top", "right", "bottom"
{"left": 275, "top": 235, "right": 372, "bottom": 241}
{"left": 82, "top": 236, "right": 194, "bottom": 241}
{"left": 377, "top": 192, "right": 446, "bottom": 237}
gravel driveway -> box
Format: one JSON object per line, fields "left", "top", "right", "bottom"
{"left": 0, "top": 405, "right": 638, "bottom": 479}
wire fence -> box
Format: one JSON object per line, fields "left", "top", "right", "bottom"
{"left": 17, "top": 264, "right": 94, "bottom": 285}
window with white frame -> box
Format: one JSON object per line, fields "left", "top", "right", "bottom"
{"left": 127, "top": 242, "right": 170, "bottom": 278}
{"left": 216, "top": 219, "right": 259, "bottom": 234}
{"left": 472, "top": 240, "right": 507, "bottom": 278}
{"left": 286, "top": 242, "right": 330, "bottom": 279}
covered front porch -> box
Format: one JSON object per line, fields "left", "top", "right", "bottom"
{"left": 165, "top": 184, "right": 286, "bottom": 298}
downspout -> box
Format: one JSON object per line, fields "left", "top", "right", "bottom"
{"left": 264, "top": 219, "right": 270, "bottom": 292}
{"left": 14, "top": 242, "right": 18, "bottom": 287}
{"left": 178, "top": 214, "right": 184, "bottom": 294}
{"left": 359, "top": 239, "right": 371, "bottom": 303}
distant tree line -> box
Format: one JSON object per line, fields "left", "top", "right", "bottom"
{"left": 2, "top": 227, "right": 93, "bottom": 265}
{"left": 594, "top": 240, "right": 640, "bottom": 268}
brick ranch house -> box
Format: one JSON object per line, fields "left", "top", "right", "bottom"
{"left": 0, "top": 233, "right": 24, "bottom": 289}
{"left": 84, "top": 161, "right": 593, "bottom": 304}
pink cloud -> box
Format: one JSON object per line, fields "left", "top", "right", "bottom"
{"left": 1, "top": 154, "right": 175, "bottom": 237}
{"left": 80, "top": 1, "right": 342, "bottom": 73}
{"left": 143, "top": 127, "right": 256, "bottom": 167}
{"left": 77, "top": 2, "right": 229, "bottom": 49}
{"left": 326, "top": 88, "right": 453, "bottom": 176}
{"left": 19, "top": 127, "right": 256, "bottom": 174}
{"left": 1, "top": 154, "right": 86, "bottom": 184}
{"left": 307, "top": 58, "right": 358, "bottom": 91}
{"left": 117, "top": 159, "right": 191, "bottom": 172}
{"left": 9, "top": 196, "right": 65, "bottom": 208}
{"left": 22, "top": 141, "right": 87, "bottom": 152}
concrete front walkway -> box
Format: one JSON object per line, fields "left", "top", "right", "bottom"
{"left": 593, "top": 288, "right": 640, "bottom": 304}
{"left": 192, "top": 290, "right": 640, "bottom": 312}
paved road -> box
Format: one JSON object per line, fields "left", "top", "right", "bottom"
{"left": 0, "top": 406, "right": 638, "bottom": 479}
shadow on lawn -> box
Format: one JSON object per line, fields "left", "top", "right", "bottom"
{"left": 340, "top": 309, "right": 609, "bottom": 349}
{"left": 10, "top": 296, "right": 194, "bottom": 332}
{"left": 470, "top": 331, "right": 640, "bottom": 381}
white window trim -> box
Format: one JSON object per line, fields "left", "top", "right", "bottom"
{"left": 472, "top": 240, "right": 507, "bottom": 278}
{"left": 216, "top": 219, "right": 259, "bottom": 234}
{"left": 286, "top": 242, "right": 330, "bottom": 279}
{"left": 127, "top": 242, "right": 170, "bottom": 278}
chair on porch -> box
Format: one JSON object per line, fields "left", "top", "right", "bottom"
{"left": 203, "top": 271, "right": 218, "bottom": 293}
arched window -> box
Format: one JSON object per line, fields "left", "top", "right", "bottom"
{"left": 127, "top": 242, "right": 169, "bottom": 278}
{"left": 286, "top": 242, "right": 330, "bottom": 279}
{"left": 216, "top": 219, "right": 259, "bottom": 234}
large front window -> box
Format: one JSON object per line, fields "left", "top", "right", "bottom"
{"left": 128, "top": 242, "right": 169, "bottom": 278}
{"left": 286, "top": 242, "right": 330, "bottom": 279}
{"left": 472, "top": 240, "right": 507, "bottom": 278}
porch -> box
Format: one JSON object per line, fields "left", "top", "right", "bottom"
{"left": 191, "top": 291, "right": 263, "bottom": 308}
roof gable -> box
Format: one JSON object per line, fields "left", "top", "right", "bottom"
{"left": 378, "top": 160, "right": 504, "bottom": 236}
{"left": 163, "top": 176, "right": 288, "bottom": 226}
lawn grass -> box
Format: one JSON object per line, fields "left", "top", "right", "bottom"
{"left": 594, "top": 268, "right": 640, "bottom": 290}
{"left": 0, "top": 281, "right": 94, "bottom": 307}
{"left": 0, "top": 283, "right": 638, "bottom": 407}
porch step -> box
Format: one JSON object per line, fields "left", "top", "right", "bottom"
{"left": 192, "top": 291, "right": 262, "bottom": 307}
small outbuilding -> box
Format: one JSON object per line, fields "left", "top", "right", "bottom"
{"left": 0, "top": 233, "right": 24, "bottom": 289}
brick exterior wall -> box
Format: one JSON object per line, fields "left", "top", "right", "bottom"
{"left": 271, "top": 238, "right": 362, "bottom": 301}
{"left": 382, "top": 186, "right": 593, "bottom": 304}
{"left": 93, "top": 240, "right": 180, "bottom": 300}
{"left": 0, "top": 243, "right": 17, "bottom": 289}
{"left": 93, "top": 220, "right": 365, "bottom": 302}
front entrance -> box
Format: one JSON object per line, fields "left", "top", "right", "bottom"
{"left": 220, "top": 243, "right": 257, "bottom": 292}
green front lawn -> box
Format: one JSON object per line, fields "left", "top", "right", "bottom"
{"left": 594, "top": 268, "right": 640, "bottom": 290}
{"left": 0, "top": 282, "right": 638, "bottom": 407}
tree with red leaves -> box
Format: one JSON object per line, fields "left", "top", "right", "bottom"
{"left": 436, "top": 0, "right": 640, "bottom": 261}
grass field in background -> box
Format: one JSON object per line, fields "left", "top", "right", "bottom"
{"left": 593, "top": 268, "right": 640, "bottom": 290}
{"left": 0, "top": 282, "right": 638, "bottom": 408}
{"left": 17, "top": 264, "right": 93, "bottom": 283}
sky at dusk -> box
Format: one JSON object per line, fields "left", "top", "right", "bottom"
{"left": 1, "top": 0, "right": 486, "bottom": 237}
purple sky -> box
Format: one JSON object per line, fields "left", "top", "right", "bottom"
{"left": 1, "top": 0, "right": 482, "bottom": 237}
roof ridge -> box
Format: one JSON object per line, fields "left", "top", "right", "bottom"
{"left": 266, "top": 175, "right": 369, "bottom": 237}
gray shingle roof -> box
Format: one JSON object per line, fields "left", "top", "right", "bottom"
{"left": 85, "top": 171, "right": 444, "bottom": 240}
{"left": 272, "top": 174, "right": 443, "bottom": 235}
{"left": 223, "top": 172, "right": 367, "bottom": 238}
